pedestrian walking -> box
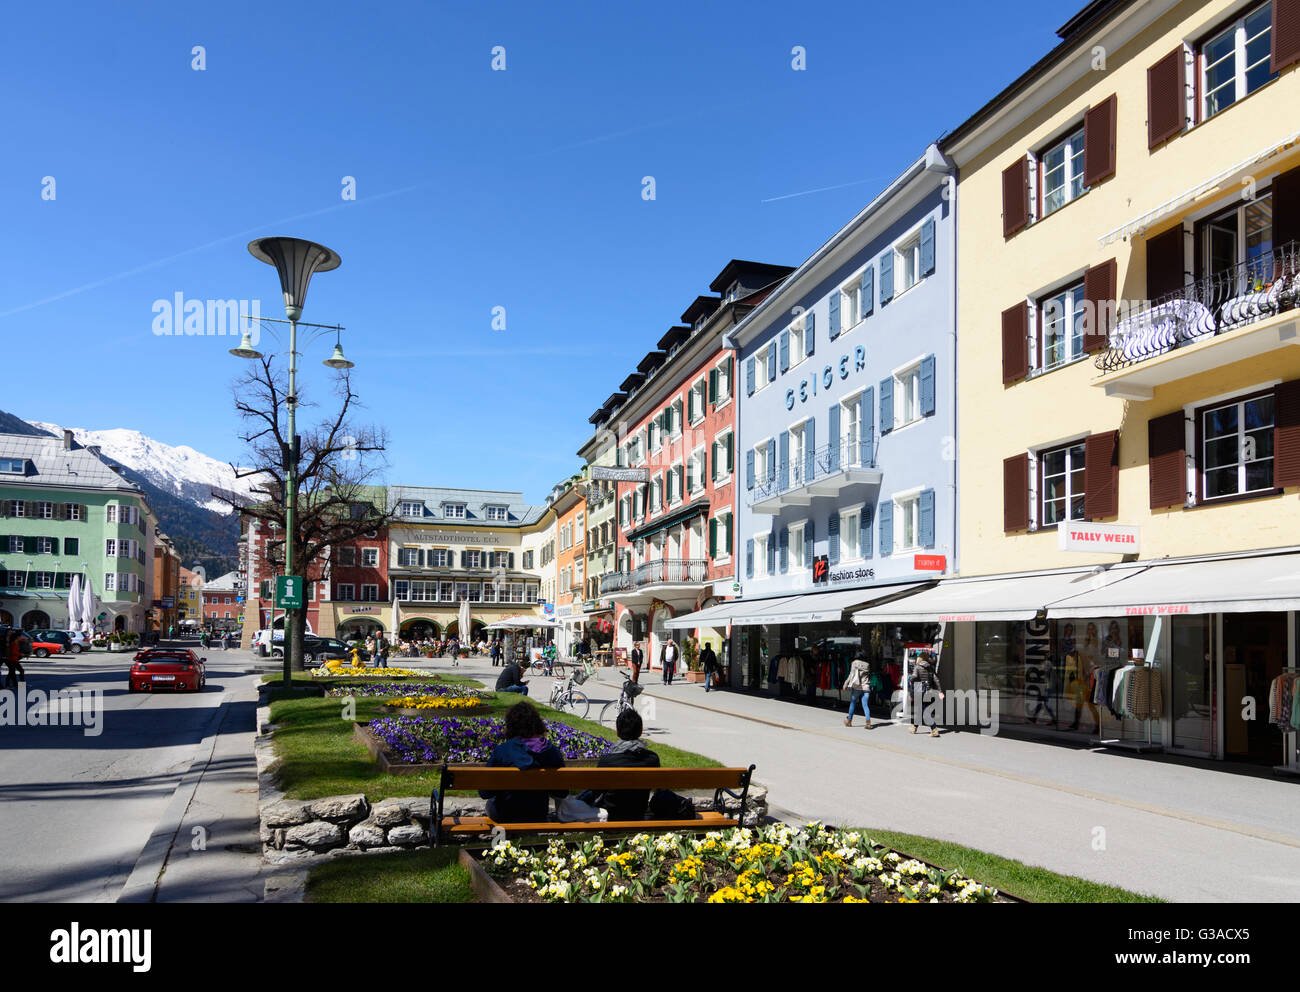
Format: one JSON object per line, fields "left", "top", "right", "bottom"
{"left": 490, "top": 640, "right": 501, "bottom": 667}
{"left": 4, "top": 629, "right": 29, "bottom": 690}
{"left": 909, "top": 651, "right": 945, "bottom": 737}
{"left": 660, "top": 637, "right": 679, "bottom": 685}
{"left": 629, "top": 641, "right": 643, "bottom": 683}
{"left": 843, "top": 654, "right": 873, "bottom": 728}
{"left": 700, "top": 641, "right": 718, "bottom": 693}
{"left": 377, "top": 635, "right": 389, "bottom": 669}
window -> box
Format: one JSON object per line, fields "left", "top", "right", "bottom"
{"left": 0, "top": 458, "right": 23, "bottom": 473}
{"left": 713, "top": 512, "right": 733, "bottom": 560}
{"left": 712, "top": 430, "right": 734, "bottom": 482}
{"left": 1201, "top": 393, "right": 1274, "bottom": 499}
{"left": 650, "top": 476, "right": 662, "bottom": 513}
{"left": 10, "top": 500, "right": 25, "bottom": 518}
{"left": 67, "top": 504, "right": 84, "bottom": 521}
{"left": 753, "top": 441, "right": 771, "bottom": 486}
{"left": 486, "top": 505, "right": 508, "bottom": 521}
{"left": 443, "top": 503, "right": 466, "bottom": 518}
{"left": 336, "top": 583, "right": 356, "bottom": 601}
{"left": 649, "top": 418, "right": 662, "bottom": 452}
{"left": 895, "top": 233, "right": 922, "bottom": 295}
{"left": 1201, "top": 2, "right": 1274, "bottom": 121}
{"left": 1199, "top": 194, "right": 1273, "bottom": 283}
{"left": 754, "top": 533, "right": 768, "bottom": 577}
{"left": 715, "top": 360, "right": 733, "bottom": 404}
{"left": 841, "top": 394, "right": 863, "bottom": 466}
{"left": 361, "top": 584, "right": 379, "bottom": 602}
{"left": 843, "top": 509, "right": 861, "bottom": 559}
{"left": 337, "top": 547, "right": 357, "bottom": 567}
{"left": 6, "top": 535, "right": 20, "bottom": 553}
{"left": 34, "top": 572, "right": 53, "bottom": 589}
{"left": 523, "top": 550, "right": 534, "bottom": 569}
{"left": 37, "top": 501, "right": 54, "bottom": 519}
{"left": 362, "top": 548, "right": 378, "bottom": 567}
{"left": 575, "top": 512, "right": 583, "bottom": 542}
{"left": 755, "top": 344, "right": 774, "bottom": 391}
{"left": 1038, "top": 282, "right": 1087, "bottom": 371}
{"left": 224, "top": 612, "right": 231, "bottom": 619}
{"left": 224, "top": 596, "right": 232, "bottom": 605}
{"left": 789, "top": 422, "right": 809, "bottom": 485}
{"left": 840, "top": 280, "right": 861, "bottom": 330}
{"left": 64, "top": 538, "right": 78, "bottom": 556}
{"left": 106, "top": 504, "right": 117, "bottom": 523}
{"left": 894, "top": 363, "right": 922, "bottom": 428}
{"left": 430, "top": 549, "right": 452, "bottom": 568}
{"left": 464, "top": 550, "right": 483, "bottom": 569}
{"left": 790, "top": 522, "right": 806, "bottom": 570}
{"left": 788, "top": 321, "right": 808, "bottom": 367}
{"left": 1039, "top": 127, "right": 1086, "bottom": 216}
{"left": 36, "top": 537, "right": 55, "bottom": 554}
{"left": 894, "top": 495, "right": 921, "bottom": 552}
{"left": 105, "top": 539, "right": 117, "bottom": 557}
{"left": 439, "top": 581, "right": 455, "bottom": 602}
{"left": 668, "top": 462, "right": 683, "bottom": 504}
{"left": 1039, "top": 441, "right": 1087, "bottom": 526}
{"left": 398, "top": 547, "right": 418, "bottom": 567}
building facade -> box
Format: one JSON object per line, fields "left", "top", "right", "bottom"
{"left": 152, "top": 534, "right": 181, "bottom": 633}
{"left": 202, "top": 570, "right": 242, "bottom": 630}
{"left": 548, "top": 474, "right": 587, "bottom": 655}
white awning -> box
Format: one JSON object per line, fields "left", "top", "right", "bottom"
{"left": 851, "top": 569, "right": 1104, "bottom": 624}
{"left": 667, "top": 582, "right": 931, "bottom": 629}
{"left": 1045, "top": 551, "right": 1300, "bottom": 619}
{"left": 663, "top": 595, "right": 804, "bottom": 630}
{"left": 1099, "top": 129, "right": 1300, "bottom": 246}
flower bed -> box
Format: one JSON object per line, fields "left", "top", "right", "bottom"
{"left": 311, "top": 666, "right": 427, "bottom": 679}
{"left": 324, "top": 682, "right": 487, "bottom": 700}
{"left": 366, "top": 715, "right": 610, "bottom": 765}
{"left": 380, "top": 695, "right": 491, "bottom": 715}
{"left": 477, "top": 822, "right": 1008, "bottom": 903}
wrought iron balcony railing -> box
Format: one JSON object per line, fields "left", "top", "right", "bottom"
{"left": 1097, "top": 241, "right": 1300, "bottom": 373}
{"left": 747, "top": 433, "right": 879, "bottom": 507}
{"left": 598, "top": 557, "right": 708, "bottom": 595}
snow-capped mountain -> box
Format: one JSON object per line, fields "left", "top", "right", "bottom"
{"left": 32, "top": 422, "right": 257, "bottom": 514}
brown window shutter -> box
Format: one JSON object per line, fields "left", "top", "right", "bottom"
{"left": 1084, "top": 430, "right": 1120, "bottom": 520}
{"left": 1271, "top": 165, "right": 1300, "bottom": 255}
{"left": 1273, "top": 0, "right": 1300, "bottom": 73}
{"left": 1083, "top": 94, "right": 1117, "bottom": 186}
{"left": 1002, "top": 157, "right": 1029, "bottom": 237}
{"left": 1082, "top": 258, "right": 1118, "bottom": 352}
{"left": 1148, "top": 411, "right": 1186, "bottom": 509}
{"left": 1001, "top": 301, "right": 1029, "bottom": 384}
{"left": 1146, "top": 47, "right": 1186, "bottom": 149}
{"left": 1003, "top": 453, "right": 1030, "bottom": 532}
{"left": 1275, "top": 379, "right": 1300, "bottom": 488}
{"left": 1145, "top": 225, "right": 1185, "bottom": 301}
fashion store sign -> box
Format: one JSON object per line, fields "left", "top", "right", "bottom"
{"left": 1058, "top": 522, "right": 1139, "bottom": 553}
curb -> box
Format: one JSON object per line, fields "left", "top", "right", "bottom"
{"left": 116, "top": 692, "right": 231, "bottom": 903}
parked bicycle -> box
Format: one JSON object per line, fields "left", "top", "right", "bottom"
{"left": 599, "top": 670, "right": 643, "bottom": 727}
{"left": 547, "top": 663, "right": 592, "bottom": 719}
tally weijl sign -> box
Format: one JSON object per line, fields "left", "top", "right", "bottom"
{"left": 1058, "top": 522, "right": 1140, "bottom": 554}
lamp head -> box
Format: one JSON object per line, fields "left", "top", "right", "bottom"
{"left": 247, "top": 237, "right": 341, "bottom": 321}
{"left": 229, "top": 331, "right": 264, "bottom": 360}
{"left": 323, "top": 342, "right": 354, "bottom": 370}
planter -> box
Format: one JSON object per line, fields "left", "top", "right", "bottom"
{"left": 682, "top": 671, "right": 706, "bottom": 683}
{"left": 460, "top": 849, "right": 514, "bottom": 902}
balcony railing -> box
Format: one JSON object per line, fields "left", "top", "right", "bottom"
{"left": 1097, "top": 241, "right": 1300, "bottom": 373}
{"left": 747, "top": 433, "right": 879, "bottom": 508}
{"left": 599, "top": 557, "right": 708, "bottom": 595}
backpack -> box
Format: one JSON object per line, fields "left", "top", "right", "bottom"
{"left": 648, "top": 789, "right": 696, "bottom": 820}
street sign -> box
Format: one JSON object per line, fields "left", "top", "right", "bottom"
{"left": 275, "top": 575, "right": 304, "bottom": 609}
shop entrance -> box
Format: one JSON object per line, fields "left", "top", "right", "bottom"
{"left": 1222, "top": 612, "right": 1287, "bottom": 764}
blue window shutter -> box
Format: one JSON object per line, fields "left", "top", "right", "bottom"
{"left": 861, "top": 505, "right": 874, "bottom": 559}
{"left": 746, "top": 356, "right": 756, "bottom": 396}
{"left": 779, "top": 430, "right": 790, "bottom": 492}
{"left": 509, "top": 552, "right": 515, "bottom": 568}
{"left": 806, "top": 312, "right": 815, "bottom": 356}
{"left": 880, "top": 250, "right": 894, "bottom": 305}
{"left": 920, "top": 217, "right": 936, "bottom": 277}
{"left": 768, "top": 528, "right": 777, "bottom": 573}
{"left": 746, "top": 538, "right": 754, "bottom": 578}
{"left": 828, "top": 512, "right": 840, "bottom": 564}
{"left": 768, "top": 345, "right": 776, "bottom": 381}
{"left": 861, "top": 266, "right": 874, "bottom": 317}
{"left": 920, "top": 354, "right": 936, "bottom": 417}
{"left": 804, "top": 416, "right": 816, "bottom": 481}
{"left": 779, "top": 527, "right": 789, "bottom": 573}
{"left": 827, "top": 403, "right": 841, "bottom": 472}
{"left": 746, "top": 448, "right": 755, "bottom": 490}
{"left": 920, "top": 488, "right": 935, "bottom": 548}
{"left": 804, "top": 521, "right": 814, "bottom": 566}
{"left": 879, "top": 378, "right": 893, "bottom": 435}
{"left": 861, "top": 386, "right": 874, "bottom": 466}
{"left": 766, "top": 438, "right": 776, "bottom": 484}
{"left": 418, "top": 549, "right": 426, "bottom": 567}
{"left": 828, "top": 293, "right": 841, "bottom": 339}
{"left": 779, "top": 330, "right": 790, "bottom": 373}
{"left": 878, "top": 500, "right": 894, "bottom": 556}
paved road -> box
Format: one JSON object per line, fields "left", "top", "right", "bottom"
{"left": 0, "top": 642, "right": 263, "bottom": 902}
{"left": 457, "top": 658, "right": 1300, "bottom": 902}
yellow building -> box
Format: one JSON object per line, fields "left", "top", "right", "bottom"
{"left": 857, "top": 0, "right": 1300, "bottom": 767}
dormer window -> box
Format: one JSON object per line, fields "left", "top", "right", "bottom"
{"left": 401, "top": 501, "right": 423, "bottom": 518}
{"left": 0, "top": 459, "right": 25, "bottom": 474}
{"left": 443, "top": 503, "right": 466, "bottom": 519}
{"left": 486, "top": 505, "right": 508, "bottom": 521}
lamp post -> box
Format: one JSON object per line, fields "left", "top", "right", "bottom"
{"left": 235, "top": 236, "right": 346, "bottom": 685}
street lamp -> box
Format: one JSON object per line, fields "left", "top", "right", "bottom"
{"left": 237, "top": 236, "right": 345, "bottom": 685}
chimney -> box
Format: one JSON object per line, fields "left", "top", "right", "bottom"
{"left": 63, "top": 429, "right": 74, "bottom": 450}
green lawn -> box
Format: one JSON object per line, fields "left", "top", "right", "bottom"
{"left": 851, "top": 827, "right": 1163, "bottom": 903}
{"left": 306, "top": 847, "right": 471, "bottom": 903}
{"left": 265, "top": 672, "right": 722, "bottom": 802}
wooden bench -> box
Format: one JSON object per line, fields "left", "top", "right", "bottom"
{"left": 431, "top": 764, "right": 756, "bottom": 846}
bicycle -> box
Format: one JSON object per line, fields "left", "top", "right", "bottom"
{"left": 547, "top": 665, "right": 591, "bottom": 719}
{"left": 599, "top": 670, "right": 643, "bottom": 728}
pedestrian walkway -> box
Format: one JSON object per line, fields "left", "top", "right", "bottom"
{"left": 451, "top": 658, "right": 1300, "bottom": 901}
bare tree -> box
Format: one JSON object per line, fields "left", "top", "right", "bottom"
{"left": 213, "top": 356, "right": 397, "bottom": 677}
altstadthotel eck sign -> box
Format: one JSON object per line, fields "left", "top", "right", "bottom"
{"left": 1058, "top": 522, "right": 1140, "bottom": 554}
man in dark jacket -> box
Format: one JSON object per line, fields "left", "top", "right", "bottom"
{"left": 480, "top": 701, "right": 566, "bottom": 822}
{"left": 629, "top": 642, "right": 643, "bottom": 683}
{"left": 579, "top": 708, "right": 659, "bottom": 821}
{"left": 909, "top": 653, "right": 945, "bottom": 737}
{"left": 700, "top": 642, "right": 718, "bottom": 693}
{"left": 495, "top": 659, "right": 530, "bottom": 695}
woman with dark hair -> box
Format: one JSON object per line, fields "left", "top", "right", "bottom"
{"left": 480, "top": 701, "right": 567, "bottom": 822}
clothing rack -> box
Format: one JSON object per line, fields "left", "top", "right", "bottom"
{"left": 1272, "top": 666, "right": 1300, "bottom": 779}
{"left": 1095, "top": 652, "right": 1163, "bottom": 755}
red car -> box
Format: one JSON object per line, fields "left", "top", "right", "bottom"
{"left": 129, "top": 650, "right": 207, "bottom": 692}
{"left": 134, "top": 647, "right": 200, "bottom": 664}
{"left": 26, "top": 636, "right": 64, "bottom": 659}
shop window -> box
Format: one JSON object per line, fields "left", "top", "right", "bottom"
{"left": 1198, "top": 391, "right": 1275, "bottom": 500}
{"left": 1039, "top": 441, "right": 1087, "bottom": 526}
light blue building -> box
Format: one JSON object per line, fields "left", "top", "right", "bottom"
{"left": 672, "top": 145, "right": 957, "bottom": 699}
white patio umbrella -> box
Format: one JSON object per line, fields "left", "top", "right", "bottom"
{"left": 80, "top": 573, "right": 98, "bottom": 634}
{"left": 458, "top": 598, "right": 471, "bottom": 642}
{"left": 67, "top": 573, "right": 83, "bottom": 631}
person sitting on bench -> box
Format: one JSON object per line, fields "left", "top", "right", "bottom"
{"left": 495, "top": 658, "right": 530, "bottom": 695}
{"left": 480, "top": 701, "right": 567, "bottom": 823}
{"left": 577, "top": 708, "right": 661, "bottom": 822}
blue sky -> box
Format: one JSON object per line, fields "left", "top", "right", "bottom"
{"left": 1, "top": 0, "right": 1082, "bottom": 503}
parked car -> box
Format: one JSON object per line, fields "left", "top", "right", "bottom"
{"left": 129, "top": 651, "right": 206, "bottom": 692}
{"left": 62, "top": 630, "right": 91, "bottom": 653}
{"left": 302, "top": 636, "right": 350, "bottom": 665}
{"left": 29, "top": 630, "right": 78, "bottom": 655}
{"left": 23, "top": 634, "right": 65, "bottom": 659}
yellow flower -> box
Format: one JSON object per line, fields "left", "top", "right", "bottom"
{"left": 707, "top": 886, "right": 751, "bottom": 904}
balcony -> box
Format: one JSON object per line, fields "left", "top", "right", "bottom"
{"left": 1095, "top": 242, "right": 1300, "bottom": 400}
{"left": 599, "top": 558, "right": 708, "bottom": 596}
{"left": 748, "top": 435, "right": 882, "bottom": 513}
